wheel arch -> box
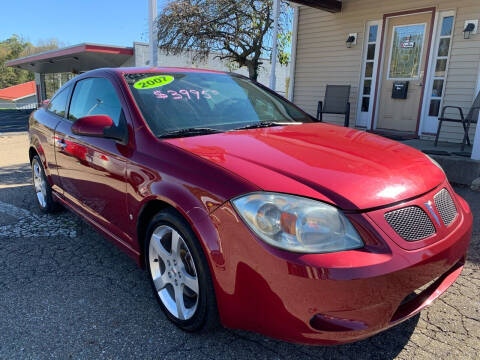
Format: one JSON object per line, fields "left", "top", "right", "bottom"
{"left": 29, "top": 146, "right": 39, "bottom": 164}
{"left": 29, "top": 145, "right": 52, "bottom": 184}
{"left": 136, "top": 198, "right": 176, "bottom": 267}
{"left": 135, "top": 197, "right": 225, "bottom": 273}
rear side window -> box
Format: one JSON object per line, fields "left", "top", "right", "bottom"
{"left": 69, "top": 77, "right": 123, "bottom": 125}
{"left": 47, "top": 87, "right": 70, "bottom": 117}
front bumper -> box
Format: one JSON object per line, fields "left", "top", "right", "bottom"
{"left": 207, "top": 188, "right": 472, "bottom": 345}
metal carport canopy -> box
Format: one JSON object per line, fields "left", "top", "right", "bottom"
{"left": 5, "top": 43, "right": 134, "bottom": 74}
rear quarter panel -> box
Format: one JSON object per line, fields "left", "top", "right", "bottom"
{"left": 29, "top": 108, "right": 61, "bottom": 190}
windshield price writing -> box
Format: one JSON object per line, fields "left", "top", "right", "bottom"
{"left": 153, "top": 89, "right": 220, "bottom": 100}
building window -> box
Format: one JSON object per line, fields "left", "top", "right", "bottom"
{"left": 388, "top": 24, "right": 426, "bottom": 80}
{"left": 360, "top": 24, "right": 379, "bottom": 113}
{"left": 428, "top": 15, "right": 454, "bottom": 117}
{"left": 368, "top": 25, "right": 378, "bottom": 42}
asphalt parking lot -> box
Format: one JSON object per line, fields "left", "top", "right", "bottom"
{"left": 0, "top": 112, "right": 479, "bottom": 359}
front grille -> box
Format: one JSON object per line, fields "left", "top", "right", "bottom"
{"left": 385, "top": 206, "right": 436, "bottom": 241}
{"left": 434, "top": 188, "right": 457, "bottom": 226}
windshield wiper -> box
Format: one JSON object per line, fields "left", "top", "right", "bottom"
{"left": 158, "top": 127, "right": 223, "bottom": 139}
{"left": 231, "top": 121, "right": 303, "bottom": 131}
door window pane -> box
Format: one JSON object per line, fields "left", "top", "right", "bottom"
{"left": 440, "top": 16, "right": 454, "bottom": 36}
{"left": 361, "top": 97, "right": 370, "bottom": 112}
{"left": 369, "top": 25, "right": 378, "bottom": 42}
{"left": 429, "top": 99, "right": 441, "bottom": 117}
{"left": 363, "top": 80, "right": 372, "bottom": 95}
{"left": 367, "top": 44, "right": 376, "bottom": 60}
{"left": 69, "top": 78, "right": 123, "bottom": 125}
{"left": 47, "top": 87, "right": 70, "bottom": 117}
{"left": 438, "top": 38, "right": 450, "bottom": 57}
{"left": 432, "top": 79, "right": 444, "bottom": 97}
{"left": 389, "top": 24, "right": 426, "bottom": 79}
{"left": 365, "top": 62, "right": 374, "bottom": 77}
{"left": 435, "top": 59, "right": 447, "bottom": 77}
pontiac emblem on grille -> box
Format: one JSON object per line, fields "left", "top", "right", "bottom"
{"left": 425, "top": 201, "right": 441, "bottom": 226}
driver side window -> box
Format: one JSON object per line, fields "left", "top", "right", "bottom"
{"left": 68, "top": 77, "right": 123, "bottom": 126}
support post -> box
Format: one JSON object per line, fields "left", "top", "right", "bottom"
{"left": 34, "top": 73, "right": 47, "bottom": 103}
{"left": 472, "top": 61, "right": 480, "bottom": 160}
{"left": 269, "top": 0, "right": 280, "bottom": 91}
{"left": 149, "top": 0, "right": 158, "bottom": 67}
{"left": 472, "top": 111, "right": 480, "bottom": 160}
{"left": 288, "top": 5, "right": 299, "bottom": 101}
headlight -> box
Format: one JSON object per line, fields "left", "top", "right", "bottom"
{"left": 425, "top": 154, "right": 445, "bottom": 173}
{"left": 231, "top": 192, "right": 364, "bottom": 253}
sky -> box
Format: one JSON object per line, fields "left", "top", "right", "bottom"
{"left": 0, "top": 0, "right": 168, "bottom": 47}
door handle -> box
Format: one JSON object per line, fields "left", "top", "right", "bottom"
{"left": 54, "top": 136, "right": 67, "bottom": 149}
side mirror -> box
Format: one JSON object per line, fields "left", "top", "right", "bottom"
{"left": 72, "top": 115, "right": 114, "bottom": 137}
{"left": 72, "top": 115, "right": 128, "bottom": 144}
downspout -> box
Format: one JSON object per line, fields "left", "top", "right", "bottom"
{"left": 288, "top": 4, "right": 300, "bottom": 101}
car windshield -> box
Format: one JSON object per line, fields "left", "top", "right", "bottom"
{"left": 124, "top": 72, "right": 312, "bottom": 137}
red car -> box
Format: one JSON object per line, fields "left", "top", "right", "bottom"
{"left": 28, "top": 67, "right": 472, "bottom": 345}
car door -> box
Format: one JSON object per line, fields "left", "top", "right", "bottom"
{"left": 54, "top": 76, "right": 132, "bottom": 244}
{"left": 31, "top": 85, "right": 71, "bottom": 193}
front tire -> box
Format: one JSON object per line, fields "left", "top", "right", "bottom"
{"left": 145, "top": 209, "right": 219, "bottom": 332}
{"left": 31, "top": 155, "right": 59, "bottom": 213}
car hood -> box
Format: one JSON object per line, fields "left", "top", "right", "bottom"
{"left": 165, "top": 123, "right": 445, "bottom": 210}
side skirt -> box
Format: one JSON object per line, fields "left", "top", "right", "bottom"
{"left": 52, "top": 192, "right": 143, "bottom": 266}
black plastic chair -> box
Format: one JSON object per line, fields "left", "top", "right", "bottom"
{"left": 435, "top": 91, "right": 480, "bottom": 151}
{"left": 316, "top": 85, "right": 351, "bottom": 127}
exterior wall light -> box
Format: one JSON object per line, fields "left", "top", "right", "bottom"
{"left": 463, "top": 23, "right": 476, "bottom": 39}
{"left": 346, "top": 34, "right": 357, "bottom": 48}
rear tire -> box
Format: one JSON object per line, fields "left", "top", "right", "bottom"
{"left": 31, "top": 155, "right": 59, "bottom": 213}
{"left": 145, "top": 209, "right": 219, "bottom": 332}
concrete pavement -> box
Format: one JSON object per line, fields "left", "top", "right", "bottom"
{"left": 0, "top": 125, "right": 478, "bottom": 359}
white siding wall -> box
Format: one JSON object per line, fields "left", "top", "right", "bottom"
{"left": 0, "top": 99, "right": 14, "bottom": 109}
{"left": 293, "top": 0, "right": 480, "bottom": 143}
{"left": 0, "top": 94, "right": 37, "bottom": 109}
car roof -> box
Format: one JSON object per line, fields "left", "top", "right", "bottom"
{"left": 49, "top": 66, "right": 242, "bottom": 99}
{"left": 107, "top": 66, "right": 229, "bottom": 76}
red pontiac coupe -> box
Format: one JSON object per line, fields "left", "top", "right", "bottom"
{"left": 28, "top": 67, "right": 472, "bottom": 345}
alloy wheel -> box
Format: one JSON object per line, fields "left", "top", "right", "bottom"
{"left": 32, "top": 159, "right": 47, "bottom": 208}
{"left": 149, "top": 225, "right": 200, "bottom": 320}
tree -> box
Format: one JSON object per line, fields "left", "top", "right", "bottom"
{"left": 156, "top": 0, "right": 291, "bottom": 81}
{"left": 0, "top": 35, "right": 61, "bottom": 89}
{"left": 22, "top": 38, "right": 62, "bottom": 57}
{"left": 0, "top": 35, "right": 33, "bottom": 89}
